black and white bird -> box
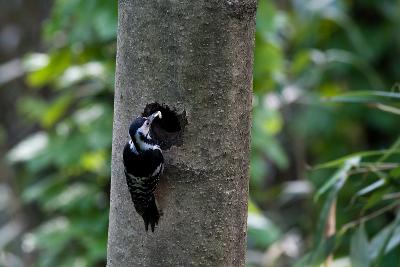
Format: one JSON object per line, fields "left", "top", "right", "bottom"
{"left": 123, "top": 111, "right": 164, "bottom": 232}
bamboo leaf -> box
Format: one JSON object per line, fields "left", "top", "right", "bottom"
{"left": 324, "top": 91, "right": 400, "bottom": 103}
{"left": 314, "top": 150, "right": 400, "bottom": 170}
{"left": 350, "top": 225, "right": 370, "bottom": 267}
{"left": 377, "top": 137, "right": 400, "bottom": 163}
{"left": 294, "top": 236, "right": 336, "bottom": 267}
{"left": 355, "top": 179, "right": 386, "bottom": 197}
{"left": 315, "top": 156, "right": 360, "bottom": 200}
{"left": 370, "top": 212, "right": 400, "bottom": 265}
{"left": 374, "top": 103, "right": 400, "bottom": 116}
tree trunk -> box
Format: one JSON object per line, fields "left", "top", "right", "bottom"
{"left": 107, "top": 0, "right": 257, "bottom": 266}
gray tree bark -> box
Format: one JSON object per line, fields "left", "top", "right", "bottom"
{"left": 107, "top": 0, "right": 257, "bottom": 266}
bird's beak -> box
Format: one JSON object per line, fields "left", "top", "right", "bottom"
{"left": 147, "top": 111, "right": 162, "bottom": 124}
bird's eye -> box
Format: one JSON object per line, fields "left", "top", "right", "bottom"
{"left": 146, "top": 121, "right": 149, "bottom": 125}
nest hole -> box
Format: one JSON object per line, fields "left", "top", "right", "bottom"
{"left": 142, "top": 103, "right": 187, "bottom": 150}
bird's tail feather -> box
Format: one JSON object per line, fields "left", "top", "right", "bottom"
{"left": 135, "top": 194, "right": 160, "bottom": 232}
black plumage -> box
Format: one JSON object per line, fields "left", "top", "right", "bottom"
{"left": 123, "top": 111, "right": 164, "bottom": 232}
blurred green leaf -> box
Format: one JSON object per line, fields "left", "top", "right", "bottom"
{"left": 374, "top": 103, "right": 400, "bottom": 116}
{"left": 389, "top": 167, "right": 400, "bottom": 178}
{"left": 369, "top": 212, "right": 400, "bottom": 265}
{"left": 364, "top": 188, "right": 392, "bottom": 210}
{"left": 350, "top": 225, "right": 370, "bottom": 267}
{"left": 17, "top": 96, "right": 48, "bottom": 122}
{"left": 251, "top": 105, "right": 288, "bottom": 169}
{"left": 57, "top": 62, "right": 107, "bottom": 88}
{"left": 247, "top": 200, "right": 281, "bottom": 249}
{"left": 26, "top": 49, "right": 72, "bottom": 87}
{"left": 314, "top": 150, "right": 400, "bottom": 170}
{"left": 325, "top": 91, "right": 400, "bottom": 104}
{"left": 44, "top": 183, "right": 94, "bottom": 211}
{"left": 315, "top": 156, "right": 360, "bottom": 200}
{"left": 250, "top": 154, "right": 268, "bottom": 186}
{"left": 22, "top": 175, "right": 61, "bottom": 203}
{"left": 253, "top": 40, "right": 283, "bottom": 92}
{"left": 42, "top": 94, "right": 73, "bottom": 128}
{"left": 295, "top": 236, "right": 336, "bottom": 267}
{"left": 44, "top": 0, "right": 117, "bottom": 45}
{"left": 6, "top": 132, "right": 49, "bottom": 163}
{"left": 255, "top": 0, "right": 275, "bottom": 35}
{"left": 300, "top": 159, "right": 355, "bottom": 266}
{"left": 355, "top": 179, "right": 386, "bottom": 198}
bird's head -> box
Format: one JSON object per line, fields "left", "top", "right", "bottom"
{"left": 129, "top": 111, "right": 162, "bottom": 151}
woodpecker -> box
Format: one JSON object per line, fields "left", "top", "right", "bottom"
{"left": 123, "top": 111, "right": 164, "bottom": 232}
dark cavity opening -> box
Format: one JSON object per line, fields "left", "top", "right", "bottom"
{"left": 142, "top": 103, "right": 187, "bottom": 150}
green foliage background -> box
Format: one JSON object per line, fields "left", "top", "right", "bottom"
{"left": 3, "top": 0, "right": 400, "bottom": 266}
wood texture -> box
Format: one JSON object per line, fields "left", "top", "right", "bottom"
{"left": 107, "top": 0, "right": 257, "bottom": 266}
